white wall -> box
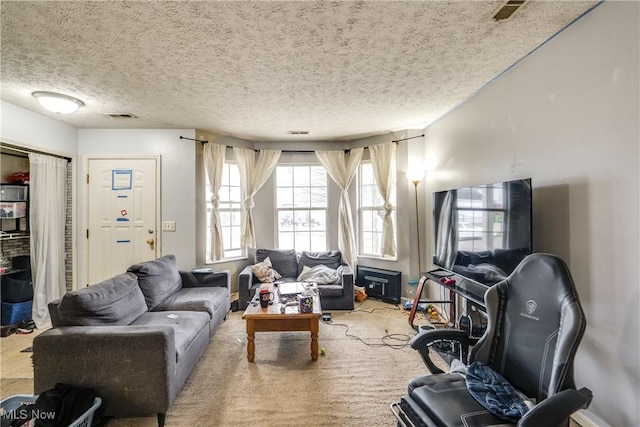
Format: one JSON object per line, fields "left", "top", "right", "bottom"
{"left": 0, "top": 101, "right": 78, "bottom": 155}
{"left": 0, "top": 100, "right": 79, "bottom": 288}
{"left": 77, "top": 129, "right": 196, "bottom": 272}
{"left": 421, "top": 2, "right": 638, "bottom": 425}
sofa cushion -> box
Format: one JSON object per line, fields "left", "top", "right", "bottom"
{"left": 57, "top": 272, "right": 147, "bottom": 326}
{"left": 251, "top": 257, "right": 282, "bottom": 283}
{"left": 255, "top": 249, "right": 298, "bottom": 278}
{"left": 130, "top": 311, "right": 210, "bottom": 362}
{"left": 128, "top": 255, "right": 182, "bottom": 310}
{"left": 298, "top": 250, "right": 342, "bottom": 275}
{"left": 154, "top": 286, "right": 229, "bottom": 319}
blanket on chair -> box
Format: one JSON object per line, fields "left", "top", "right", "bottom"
{"left": 465, "top": 361, "right": 531, "bottom": 423}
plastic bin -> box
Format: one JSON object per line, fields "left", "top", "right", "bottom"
{"left": 0, "top": 185, "right": 28, "bottom": 201}
{"left": 0, "top": 394, "right": 101, "bottom": 427}
{"left": 1, "top": 271, "right": 33, "bottom": 303}
{"left": 1, "top": 300, "right": 32, "bottom": 325}
{"left": 0, "top": 202, "right": 27, "bottom": 218}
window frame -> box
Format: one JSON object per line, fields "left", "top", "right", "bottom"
{"left": 205, "top": 161, "right": 244, "bottom": 262}
{"left": 358, "top": 160, "right": 397, "bottom": 259}
{"left": 275, "top": 164, "right": 329, "bottom": 252}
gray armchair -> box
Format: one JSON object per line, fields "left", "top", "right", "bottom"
{"left": 391, "top": 253, "right": 592, "bottom": 426}
{"left": 238, "top": 249, "right": 354, "bottom": 310}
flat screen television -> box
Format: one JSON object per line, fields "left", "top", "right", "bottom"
{"left": 432, "top": 178, "right": 532, "bottom": 287}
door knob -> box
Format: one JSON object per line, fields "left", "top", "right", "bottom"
{"left": 146, "top": 238, "right": 154, "bottom": 246}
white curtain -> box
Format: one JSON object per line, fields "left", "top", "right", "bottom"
{"left": 233, "top": 147, "right": 281, "bottom": 248}
{"left": 29, "top": 153, "right": 67, "bottom": 329}
{"left": 369, "top": 142, "right": 396, "bottom": 257}
{"left": 203, "top": 143, "right": 226, "bottom": 261}
{"left": 315, "top": 148, "right": 364, "bottom": 269}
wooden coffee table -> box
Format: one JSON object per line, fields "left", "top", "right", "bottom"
{"left": 242, "top": 286, "right": 322, "bottom": 362}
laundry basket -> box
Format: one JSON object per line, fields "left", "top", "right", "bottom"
{"left": 0, "top": 394, "right": 101, "bottom": 427}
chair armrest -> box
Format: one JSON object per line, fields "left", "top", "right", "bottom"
{"left": 518, "top": 388, "right": 592, "bottom": 427}
{"left": 340, "top": 264, "right": 354, "bottom": 291}
{"left": 410, "top": 328, "right": 479, "bottom": 374}
{"left": 180, "top": 270, "right": 230, "bottom": 289}
{"left": 238, "top": 265, "right": 257, "bottom": 308}
{"left": 410, "top": 328, "right": 478, "bottom": 349}
{"left": 33, "top": 325, "right": 176, "bottom": 417}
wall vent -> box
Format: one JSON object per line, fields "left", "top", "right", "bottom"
{"left": 492, "top": 0, "right": 527, "bottom": 21}
{"left": 105, "top": 113, "right": 137, "bottom": 119}
{"left": 287, "top": 130, "right": 309, "bottom": 135}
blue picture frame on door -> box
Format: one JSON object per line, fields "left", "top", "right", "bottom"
{"left": 111, "top": 169, "right": 132, "bottom": 190}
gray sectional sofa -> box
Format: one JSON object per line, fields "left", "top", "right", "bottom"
{"left": 238, "top": 249, "right": 354, "bottom": 310}
{"left": 32, "top": 255, "right": 230, "bottom": 427}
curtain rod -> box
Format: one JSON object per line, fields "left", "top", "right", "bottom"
{"left": 0, "top": 143, "right": 72, "bottom": 162}
{"left": 179, "top": 136, "right": 405, "bottom": 152}
{"left": 391, "top": 134, "right": 424, "bottom": 143}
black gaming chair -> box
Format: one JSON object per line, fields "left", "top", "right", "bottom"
{"left": 391, "top": 253, "right": 592, "bottom": 427}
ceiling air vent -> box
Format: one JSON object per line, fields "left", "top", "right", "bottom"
{"left": 288, "top": 130, "right": 309, "bottom": 135}
{"left": 105, "top": 113, "right": 137, "bottom": 119}
{"left": 492, "top": 0, "right": 527, "bottom": 21}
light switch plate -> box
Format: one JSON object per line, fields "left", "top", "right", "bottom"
{"left": 162, "top": 221, "right": 176, "bottom": 232}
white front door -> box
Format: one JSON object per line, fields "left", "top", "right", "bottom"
{"left": 87, "top": 157, "right": 159, "bottom": 284}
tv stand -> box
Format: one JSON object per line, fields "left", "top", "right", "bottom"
{"left": 408, "top": 269, "right": 488, "bottom": 330}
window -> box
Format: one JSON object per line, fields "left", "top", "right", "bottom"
{"left": 205, "top": 162, "right": 243, "bottom": 261}
{"left": 359, "top": 161, "right": 396, "bottom": 257}
{"left": 276, "top": 165, "right": 327, "bottom": 251}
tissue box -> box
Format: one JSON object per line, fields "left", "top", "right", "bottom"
{"left": 298, "top": 295, "right": 313, "bottom": 313}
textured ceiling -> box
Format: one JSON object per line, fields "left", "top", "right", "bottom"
{"left": 0, "top": 1, "right": 599, "bottom": 142}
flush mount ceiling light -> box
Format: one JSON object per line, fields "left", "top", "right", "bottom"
{"left": 32, "top": 91, "right": 84, "bottom": 114}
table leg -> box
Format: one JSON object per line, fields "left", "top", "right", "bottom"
{"left": 246, "top": 319, "right": 255, "bottom": 362}
{"left": 310, "top": 318, "right": 319, "bottom": 361}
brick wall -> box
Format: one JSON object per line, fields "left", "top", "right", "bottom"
{"left": 65, "top": 162, "right": 72, "bottom": 291}
{"left": 0, "top": 236, "right": 29, "bottom": 269}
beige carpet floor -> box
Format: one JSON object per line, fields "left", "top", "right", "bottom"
{"left": 106, "top": 299, "right": 437, "bottom": 426}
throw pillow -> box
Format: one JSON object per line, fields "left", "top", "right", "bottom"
{"left": 57, "top": 272, "right": 147, "bottom": 326}
{"left": 255, "top": 249, "right": 298, "bottom": 278}
{"left": 127, "top": 254, "right": 182, "bottom": 310}
{"left": 251, "top": 257, "right": 282, "bottom": 283}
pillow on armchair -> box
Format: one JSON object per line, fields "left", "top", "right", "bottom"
{"left": 298, "top": 250, "right": 342, "bottom": 276}
{"left": 255, "top": 249, "right": 298, "bottom": 278}
{"left": 251, "top": 257, "right": 282, "bottom": 283}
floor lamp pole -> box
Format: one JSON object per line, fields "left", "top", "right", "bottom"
{"left": 412, "top": 180, "right": 422, "bottom": 276}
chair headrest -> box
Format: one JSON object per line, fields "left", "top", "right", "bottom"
{"left": 505, "top": 253, "right": 579, "bottom": 317}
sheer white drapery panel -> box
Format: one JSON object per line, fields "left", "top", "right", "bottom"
{"left": 29, "top": 153, "right": 67, "bottom": 329}
{"left": 204, "top": 142, "right": 226, "bottom": 261}
{"left": 315, "top": 148, "right": 364, "bottom": 269}
{"left": 233, "top": 147, "right": 281, "bottom": 248}
{"left": 369, "top": 142, "right": 397, "bottom": 257}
